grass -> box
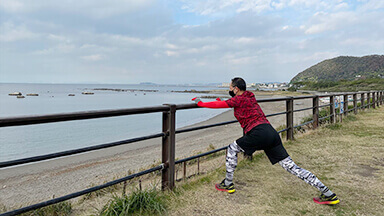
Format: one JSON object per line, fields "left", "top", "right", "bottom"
{"left": 18, "top": 202, "right": 72, "bottom": 216}
{"left": 81, "top": 182, "right": 121, "bottom": 201}
{"left": 99, "top": 187, "right": 167, "bottom": 216}
{"left": 1, "top": 202, "right": 72, "bottom": 216}
{"left": 165, "top": 106, "right": 384, "bottom": 215}
{"left": 298, "top": 103, "right": 363, "bottom": 131}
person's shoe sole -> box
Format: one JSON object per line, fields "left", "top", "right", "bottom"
{"left": 313, "top": 197, "right": 340, "bottom": 205}
{"left": 215, "top": 184, "right": 235, "bottom": 193}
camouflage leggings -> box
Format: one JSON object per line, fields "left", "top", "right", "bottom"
{"left": 225, "top": 142, "right": 329, "bottom": 194}
{"left": 278, "top": 156, "right": 329, "bottom": 193}
{"left": 225, "top": 141, "right": 244, "bottom": 185}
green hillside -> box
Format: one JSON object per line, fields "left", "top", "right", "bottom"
{"left": 291, "top": 55, "right": 384, "bottom": 83}
{"left": 289, "top": 55, "right": 384, "bottom": 91}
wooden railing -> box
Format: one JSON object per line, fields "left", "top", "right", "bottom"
{"left": 0, "top": 90, "right": 383, "bottom": 216}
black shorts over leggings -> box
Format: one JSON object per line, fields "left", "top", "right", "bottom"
{"left": 236, "top": 123, "right": 289, "bottom": 164}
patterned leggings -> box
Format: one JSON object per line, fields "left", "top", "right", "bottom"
{"left": 278, "top": 156, "right": 329, "bottom": 193}
{"left": 225, "top": 141, "right": 244, "bottom": 185}
{"left": 225, "top": 142, "right": 329, "bottom": 194}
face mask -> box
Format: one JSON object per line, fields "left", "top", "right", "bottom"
{"left": 229, "top": 90, "right": 236, "bottom": 97}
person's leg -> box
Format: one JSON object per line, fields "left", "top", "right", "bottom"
{"left": 224, "top": 141, "right": 244, "bottom": 186}
{"left": 278, "top": 156, "right": 333, "bottom": 196}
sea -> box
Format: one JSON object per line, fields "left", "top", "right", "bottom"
{"left": 0, "top": 83, "right": 228, "bottom": 162}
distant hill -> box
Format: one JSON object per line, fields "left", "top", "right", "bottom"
{"left": 290, "top": 55, "right": 384, "bottom": 83}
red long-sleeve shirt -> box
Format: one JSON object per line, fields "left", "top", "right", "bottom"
{"left": 196, "top": 91, "right": 270, "bottom": 134}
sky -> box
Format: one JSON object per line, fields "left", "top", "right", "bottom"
{"left": 0, "top": 0, "right": 383, "bottom": 84}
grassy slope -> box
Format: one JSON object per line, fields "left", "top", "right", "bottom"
{"left": 167, "top": 107, "right": 384, "bottom": 216}
{"left": 298, "top": 78, "right": 384, "bottom": 92}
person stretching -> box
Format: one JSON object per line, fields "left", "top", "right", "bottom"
{"left": 192, "top": 77, "right": 339, "bottom": 205}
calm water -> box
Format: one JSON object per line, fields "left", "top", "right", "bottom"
{"left": 0, "top": 83, "right": 228, "bottom": 162}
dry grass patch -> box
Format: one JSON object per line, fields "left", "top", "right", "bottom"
{"left": 167, "top": 107, "right": 384, "bottom": 216}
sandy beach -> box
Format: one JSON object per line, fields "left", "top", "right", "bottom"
{"left": 0, "top": 93, "right": 314, "bottom": 209}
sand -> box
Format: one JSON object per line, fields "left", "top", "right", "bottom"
{"left": 0, "top": 94, "right": 314, "bottom": 209}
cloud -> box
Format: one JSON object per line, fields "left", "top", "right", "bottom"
{"left": 180, "top": 0, "right": 353, "bottom": 15}
{"left": 47, "top": 34, "right": 70, "bottom": 42}
{"left": 303, "top": 7, "right": 382, "bottom": 35}
{"left": 1, "top": 0, "right": 384, "bottom": 84}
{"left": 165, "top": 50, "right": 179, "bottom": 56}
{"left": 81, "top": 54, "right": 105, "bottom": 61}
{"left": 359, "top": 0, "right": 384, "bottom": 11}
{"left": 0, "top": 22, "right": 39, "bottom": 42}
{"left": 0, "top": 0, "right": 155, "bottom": 18}
{"left": 0, "top": 0, "right": 24, "bottom": 12}
{"left": 180, "top": 0, "right": 273, "bottom": 15}
{"left": 32, "top": 43, "right": 76, "bottom": 55}
{"left": 236, "top": 0, "right": 273, "bottom": 13}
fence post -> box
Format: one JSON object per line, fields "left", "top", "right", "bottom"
{"left": 372, "top": 92, "right": 376, "bottom": 109}
{"left": 343, "top": 94, "right": 348, "bottom": 117}
{"left": 162, "top": 104, "right": 176, "bottom": 190}
{"left": 376, "top": 91, "right": 380, "bottom": 107}
{"left": 361, "top": 93, "right": 365, "bottom": 110}
{"left": 367, "top": 92, "right": 371, "bottom": 109}
{"left": 353, "top": 93, "right": 357, "bottom": 114}
{"left": 313, "top": 96, "right": 319, "bottom": 129}
{"left": 286, "top": 97, "right": 294, "bottom": 140}
{"left": 381, "top": 91, "right": 383, "bottom": 105}
{"left": 330, "top": 95, "right": 336, "bottom": 124}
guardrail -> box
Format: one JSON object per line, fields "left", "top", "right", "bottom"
{"left": 0, "top": 90, "right": 383, "bottom": 216}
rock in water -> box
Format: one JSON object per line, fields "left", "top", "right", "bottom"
{"left": 9, "top": 92, "right": 22, "bottom": 96}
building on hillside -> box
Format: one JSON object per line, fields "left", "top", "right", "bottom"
{"left": 220, "top": 83, "right": 230, "bottom": 87}
{"left": 246, "top": 83, "right": 256, "bottom": 88}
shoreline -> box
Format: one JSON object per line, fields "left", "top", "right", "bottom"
{"left": 0, "top": 93, "right": 314, "bottom": 208}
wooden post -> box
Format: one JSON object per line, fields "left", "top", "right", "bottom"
{"left": 286, "top": 97, "right": 294, "bottom": 140}
{"left": 376, "top": 91, "right": 380, "bottom": 107}
{"left": 162, "top": 104, "right": 176, "bottom": 190}
{"left": 183, "top": 161, "right": 186, "bottom": 181}
{"left": 123, "top": 181, "right": 127, "bottom": 195}
{"left": 313, "top": 96, "right": 319, "bottom": 129}
{"left": 361, "top": 93, "right": 365, "bottom": 110}
{"left": 197, "top": 158, "right": 200, "bottom": 175}
{"left": 330, "top": 95, "right": 336, "bottom": 124}
{"left": 367, "top": 92, "right": 371, "bottom": 109}
{"left": 343, "top": 94, "right": 348, "bottom": 117}
{"left": 372, "top": 92, "right": 376, "bottom": 109}
{"left": 353, "top": 93, "right": 357, "bottom": 114}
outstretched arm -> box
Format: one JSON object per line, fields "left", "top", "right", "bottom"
{"left": 192, "top": 97, "right": 230, "bottom": 108}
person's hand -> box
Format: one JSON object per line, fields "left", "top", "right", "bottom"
{"left": 216, "top": 97, "right": 222, "bottom": 101}
{"left": 192, "top": 97, "right": 202, "bottom": 104}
